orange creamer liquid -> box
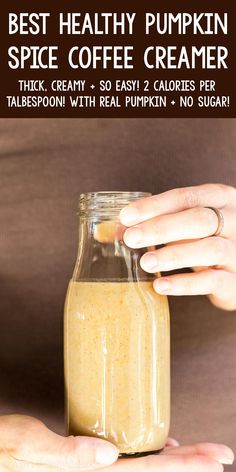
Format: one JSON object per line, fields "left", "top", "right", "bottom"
{"left": 64, "top": 281, "right": 170, "bottom": 455}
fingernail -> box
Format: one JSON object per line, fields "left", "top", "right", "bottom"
{"left": 124, "top": 228, "right": 143, "bottom": 247}
{"left": 154, "top": 278, "right": 171, "bottom": 293}
{"left": 166, "top": 437, "right": 180, "bottom": 447}
{"left": 120, "top": 207, "right": 139, "bottom": 226}
{"left": 217, "top": 447, "right": 235, "bottom": 465}
{"left": 217, "top": 457, "right": 234, "bottom": 465}
{"left": 141, "top": 254, "right": 158, "bottom": 272}
{"left": 96, "top": 444, "right": 119, "bottom": 465}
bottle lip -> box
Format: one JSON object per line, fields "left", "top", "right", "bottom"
{"left": 80, "top": 190, "right": 151, "bottom": 199}
{"left": 79, "top": 191, "right": 151, "bottom": 217}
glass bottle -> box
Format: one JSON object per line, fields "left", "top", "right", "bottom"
{"left": 64, "top": 191, "right": 170, "bottom": 457}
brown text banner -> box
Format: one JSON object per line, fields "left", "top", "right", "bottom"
{"left": 0, "top": 0, "right": 235, "bottom": 117}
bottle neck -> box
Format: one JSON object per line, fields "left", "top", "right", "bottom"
{"left": 73, "top": 191, "right": 154, "bottom": 282}
{"left": 79, "top": 191, "right": 151, "bottom": 219}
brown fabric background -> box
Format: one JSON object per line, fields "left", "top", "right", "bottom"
{"left": 0, "top": 119, "right": 235, "bottom": 460}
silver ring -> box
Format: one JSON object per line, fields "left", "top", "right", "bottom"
{"left": 206, "top": 207, "right": 224, "bottom": 236}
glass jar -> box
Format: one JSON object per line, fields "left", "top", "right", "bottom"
{"left": 64, "top": 191, "right": 170, "bottom": 457}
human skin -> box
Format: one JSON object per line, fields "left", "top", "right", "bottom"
{"left": 120, "top": 184, "right": 236, "bottom": 311}
{"left": 0, "top": 415, "right": 234, "bottom": 471}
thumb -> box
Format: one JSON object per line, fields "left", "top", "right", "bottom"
{"left": 43, "top": 434, "right": 119, "bottom": 469}
{"left": 8, "top": 416, "right": 119, "bottom": 470}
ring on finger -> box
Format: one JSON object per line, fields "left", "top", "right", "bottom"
{"left": 205, "top": 207, "right": 224, "bottom": 236}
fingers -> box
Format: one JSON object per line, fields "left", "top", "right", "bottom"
{"left": 140, "top": 237, "right": 236, "bottom": 272}
{"left": 120, "top": 184, "right": 235, "bottom": 227}
{"left": 162, "top": 442, "right": 234, "bottom": 465}
{"left": 123, "top": 208, "right": 227, "bottom": 248}
{"left": 1, "top": 416, "right": 234, "bottom": 472}
{"left": 105, "top": 452, "right": 224, "bottom": 472}
{"left": 8, "top": 416, "right": 118, "bottom": 470}
{"left": 94, "top": 221, "right": 125, "bottom": 244}
{"left": 153, "top": 268, "right": 236, "bottom": 298}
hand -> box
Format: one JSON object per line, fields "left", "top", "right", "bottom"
{"left": 120, "top": 184, "right": 236, "bottom": 311}
{"left": 108, "top": 442, "right": 234, "bottom": 472}
{"left": 0, "top": 415, "right": 233, "bottom": 472}
{"left": 0, "top": 415, "right": 118, "bottom": 471}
